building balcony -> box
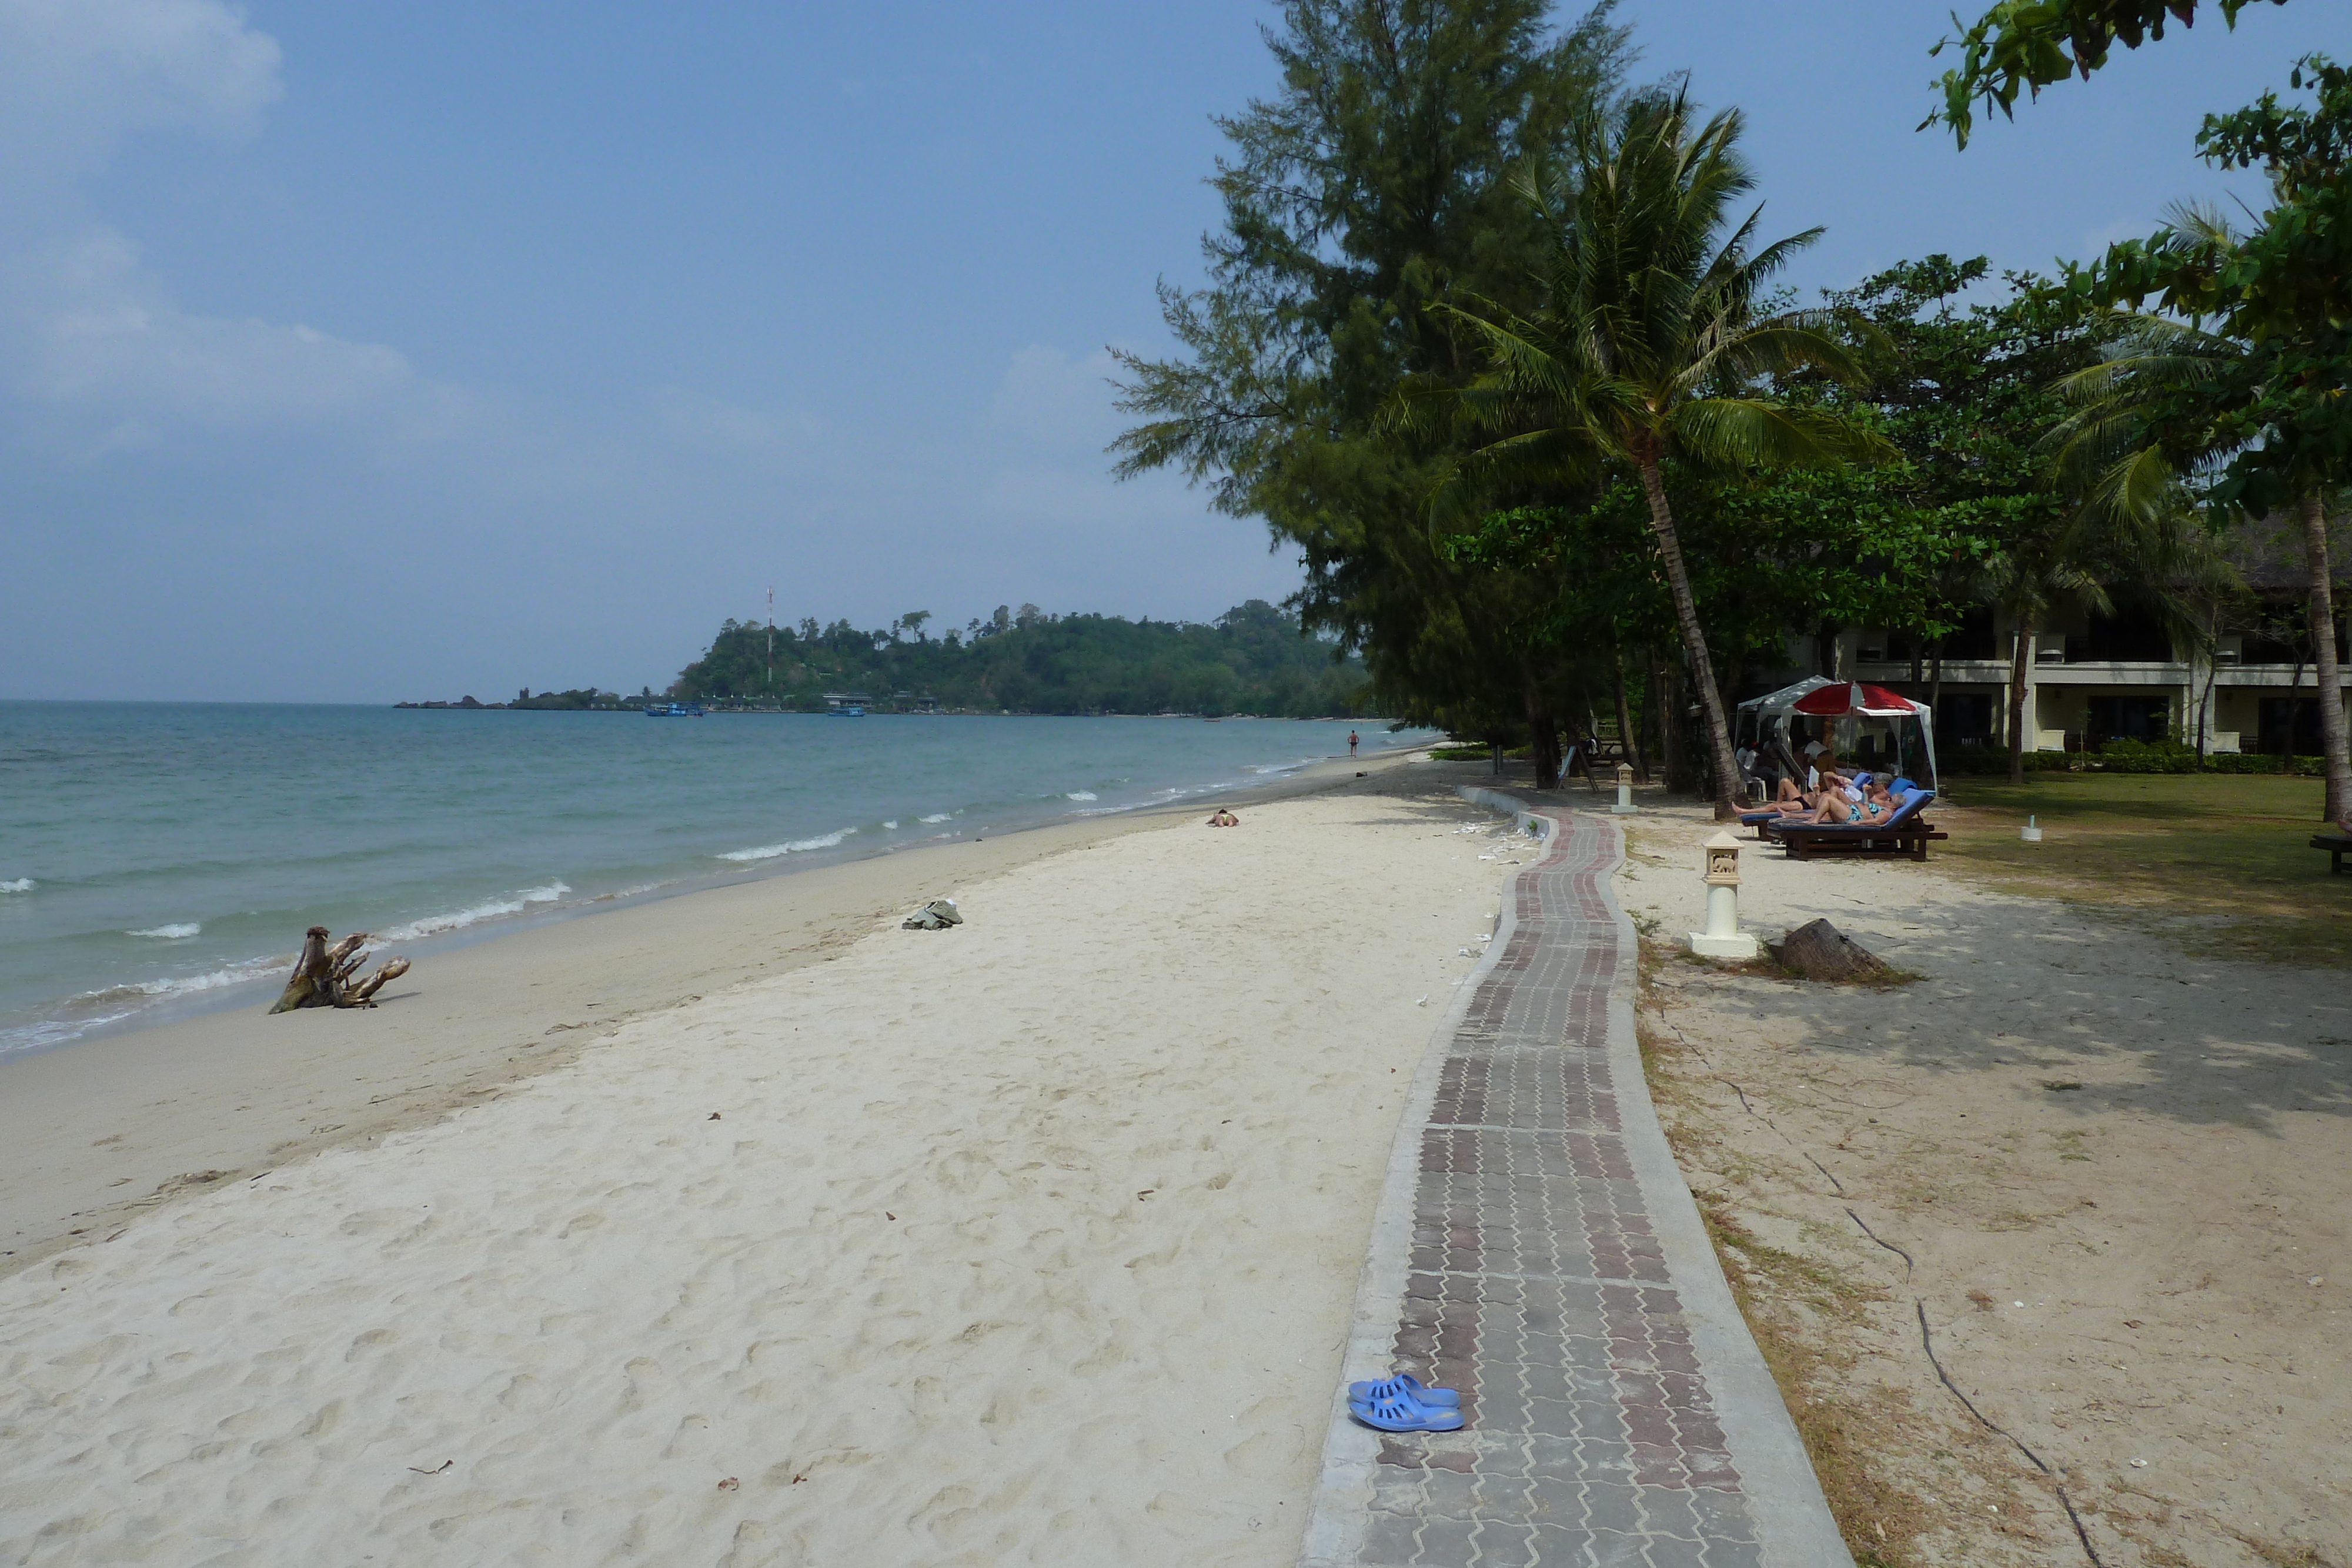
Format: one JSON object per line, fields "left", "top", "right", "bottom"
{"left": 1857, "top": 657, "right": 2346, "bottom": 690}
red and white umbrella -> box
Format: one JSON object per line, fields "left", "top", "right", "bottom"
{"left": 1789, "top": 681, "right": 1929, "bottom": 718}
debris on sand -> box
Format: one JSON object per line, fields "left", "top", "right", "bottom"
{"left": 1769, "top": 918, "right": 1895, "bottom": 984}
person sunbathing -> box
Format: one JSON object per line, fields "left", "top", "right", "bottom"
{"left": 1207, "top": 809, "right": 1240, "bottom": 827}
{"left": 1775, "top": 775, "right": 1907, "bottom": 828}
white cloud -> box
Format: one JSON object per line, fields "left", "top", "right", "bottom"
{"left": 0, "top": 0, "right": 280, "bottom": 196}
{"left": 0, "top": 3, "right": 483, "bottom": 455}
{"left": 0, "top": 228, "right": 493, "bottom": 458}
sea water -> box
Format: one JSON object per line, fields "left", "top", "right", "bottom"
{"left": 0, "top": 703, "right": 1425, "bottom": 1055}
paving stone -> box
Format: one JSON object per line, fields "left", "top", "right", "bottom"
{"left": 1303, "top": 807, "right": 1837, "bottom": 1568}
{"left": 1416, "top": 1514, "right": 1479, "bottom": 1567}
{"left": 1359, "top": 1511, "right": 1425, "bottom": 1566}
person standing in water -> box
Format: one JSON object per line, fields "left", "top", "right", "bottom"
{"left": 1348, "top": 730, "right": 1359, "bottom": 757}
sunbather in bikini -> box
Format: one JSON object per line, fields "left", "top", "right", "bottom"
{"left": 1775, "top": 772, "right": 1902, "bottom": 828}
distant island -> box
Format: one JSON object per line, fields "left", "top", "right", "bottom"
{"left": 396, "top": 600, "right": 1374, "bottom": 718}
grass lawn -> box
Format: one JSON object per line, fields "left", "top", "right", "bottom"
{"left": 1933, "top": 771, "right": 2351, "bottom": 966}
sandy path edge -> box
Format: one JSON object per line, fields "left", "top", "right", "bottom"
{"left": 0, "top": 750, "right": 1418, "bottom": 1281}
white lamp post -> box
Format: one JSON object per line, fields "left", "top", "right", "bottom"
{"left": 1687, "top": 830, "right": 1759, "bottom": 959}
{"left": 1611, "top": 761, "right": 1639, "bottom": 815}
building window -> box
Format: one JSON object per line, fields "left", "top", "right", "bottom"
{"left": 1934, "top": 693, "right": 1995, "bottom": 746}
{"left": 1946, "top": 608, "right": 1997, "bottom": 661}
{"left": 2258, "top": 696, "right": 2329, "bottom": 755}
{"left": 2086, "top": 695, "right": 2169, "bottom": 743}
{"left": 2069, "top": 609, "right": 2174, "bottom": 663}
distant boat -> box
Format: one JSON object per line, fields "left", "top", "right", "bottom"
{"left": 644, "top": 702, "right": 705, "bottom": 717}
{"left": 829, "top": 704, "right": 866, "bottom": 717}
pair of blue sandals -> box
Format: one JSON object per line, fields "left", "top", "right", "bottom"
{"left": 1349, "top": 1372, "right": 1465, "bottom": 1433}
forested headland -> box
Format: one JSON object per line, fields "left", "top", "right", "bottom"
{"left": 666, "top": 600, "right": 1369, "bottom": 717}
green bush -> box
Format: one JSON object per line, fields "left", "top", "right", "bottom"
{"left": 1936, "top": 739, "right": 2325, "bottom": 775}
{"left": 1936, "top": 747, "right": 2073, "bottom": 775}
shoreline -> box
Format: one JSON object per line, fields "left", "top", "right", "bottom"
{"left": 4, "top": 731, "right": 1419, "bottom": 1058}
{"left": 0, "top": 748, "right": 1422, "bottom": 1281}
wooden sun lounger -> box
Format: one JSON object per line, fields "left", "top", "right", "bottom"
{"left": 2314, "top": 834, "right": 2352, "bottom": 875}
{"left": 1765, "top": 793, "right": 1946, "bottom": 862}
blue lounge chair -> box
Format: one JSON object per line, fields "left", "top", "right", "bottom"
{"left": 1770, "top": 789, "right": 1946, "bottom": 862}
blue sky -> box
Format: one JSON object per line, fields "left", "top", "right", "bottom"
{"left": 2, "top": 0, "right": 2343, "bottom": 701}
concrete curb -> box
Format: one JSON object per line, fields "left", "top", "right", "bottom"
{"left": 1581, "top": 805, "right": 1854, "bottom": 1568}
{"left": 1292, "top": 787, "right": 1853, "bottom": 1568}
{"left": 1295, "top": 789, "right": 1550, "bottom": 1568}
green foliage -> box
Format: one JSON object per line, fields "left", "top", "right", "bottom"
{"left": 667, "top": 600, "right": 1369, "bottom": 717}
{"left": 1112, "top": 0, "right": 1635, "bottom": 758}
{"left": 1402, "top": 85, "right": 1894, "bottom": 810}
{"left": 1939, "top": 738, "right": 2329, "bottom": 774}
{"left": 510, "top": 687, "right": 628, "bottom": 710}
{"left": 2058, "top": 57, "right": 2351, "bottom": 818}
{"left": 1927, "top": 0, "right": 2287, "bottom": 148}
{"left": 2067, "top": 57, "right": 2352, "bottom": 519}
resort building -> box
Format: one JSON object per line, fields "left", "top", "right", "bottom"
{"left": 1793, "top": 520, "right": 2350, "bottom": 757}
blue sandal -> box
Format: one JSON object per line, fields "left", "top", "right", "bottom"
{"left": 1349, "top": 1372, "right": 1461, "bottom": 1409}
{"left": 1349, "top": 1390, "right": 1465, "bottom": 1433}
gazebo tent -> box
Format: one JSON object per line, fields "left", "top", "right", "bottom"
{"left": 1737, "top": 678, "right": 1938, "bottom": 791}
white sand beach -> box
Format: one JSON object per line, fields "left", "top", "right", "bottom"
{"left": 0, "top": 772, "right": 1528, "bottom": 1567}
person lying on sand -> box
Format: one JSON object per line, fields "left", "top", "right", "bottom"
{"left": 1207, "top": 810, "right": 1240, "bottom": 827}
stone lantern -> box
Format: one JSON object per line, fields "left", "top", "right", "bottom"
{"left": 1687, "top": 830, "right": 1759, "bottom": 959}
{"left": 1611, "top": 762, "right": 1639, "bottom": 815}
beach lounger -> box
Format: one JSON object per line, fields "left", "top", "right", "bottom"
{"left": 1771, "top": 790, "right": 1946, "bottom": 862}
{"left": 2314, "top": 833, "right": 2352, "bottom": 875}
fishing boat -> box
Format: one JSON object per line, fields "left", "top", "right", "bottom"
{"left": 644, "top": 701, "right": 705, "bottom": 717}
{"left": 823, "top": 691, "right": 870, "bottom": 717}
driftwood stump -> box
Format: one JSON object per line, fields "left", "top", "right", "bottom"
{"left": 1770, "top": 918, "right": 1893, "bottom": 984}
{"left": 268, "top": 925, "right": 411, "bottom": 1013}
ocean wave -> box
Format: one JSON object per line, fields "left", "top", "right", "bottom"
{"left": 918, "top": 813, "right": 953, "bottom": 824}
{"left": 379, "top": 881, "right": 571, "bottom": 941}
{"left": 882, "top": 820, "right": 898, "bottom": 830}
{"left": 66, "top": 954, "right": 290, "bottom": 1009}
{"left": 1240, "top": 757, "right": 1321, "bottom": 775}
{"left": 127, "top": 923, "right": 202, "bottom": 940}
{"left": 714, "top": 828, "right": 856, "bottom": 863}
{"left": 0, "top": 878, "right": 32, "bottom": 894}
{"left": 1065, "top": 791, "right": 1098, "bottom": 801}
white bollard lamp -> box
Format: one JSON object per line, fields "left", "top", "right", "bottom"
{"left": 1686, "top": 830, "right": 1760, "bottom": 959}
{"left": 1611, "top": 761, "right": 1639, "bottom": 815}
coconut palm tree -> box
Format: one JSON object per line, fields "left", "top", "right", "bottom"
{"left": 1417, "top": 89, "right": 1892, "bottom": 818}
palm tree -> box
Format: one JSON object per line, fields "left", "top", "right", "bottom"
{"left": 1418, "top": 90, "right": 1891, "bottom": 818}
{"left": 2052, "top": 253, "right": 2349, "bottom": 818}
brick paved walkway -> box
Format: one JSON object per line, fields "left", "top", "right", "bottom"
{"left": 1298, "top": 795, "right": 1850, "bottom": 1568}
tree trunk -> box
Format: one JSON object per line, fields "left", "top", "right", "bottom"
{"left": 1636, "top": 458, "right": 1740, "bottom": 819}
{"left": 2196, "top": 605, "right": 2219, "bottom": 773}
{"left": 269, "top": 927, "right": 410, "bottom": 1013}
{"left": 1660, "top": 660, "right": 1694, "bottom": 794}
{"left": 2283, "top": 653, "right": 2305, "bottom": 774}
{"left": 1526, "top": 690, "right": 1561, "bottom": 790}
{"left": 1613, "top": 648, "right": 1647, "bottom": 781}
{"left": 2297, "top": 490, "right": 2350, "bottom": 822}
{"left": 2006, "top": 610, "right": 2036, "bottom": 787}
{"left": 1928, "top": 639, "right": 1945, "bottom": 734}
